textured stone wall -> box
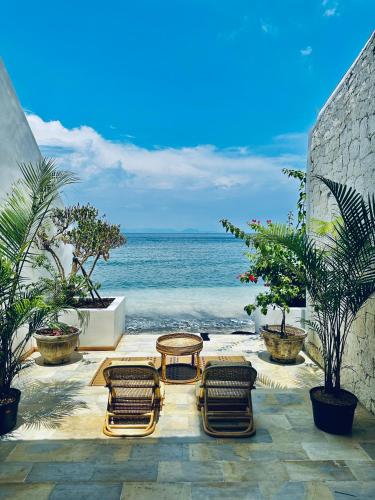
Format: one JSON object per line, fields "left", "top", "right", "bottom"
{"left": 306, "top": 32, "right": 375, "bottom": 413}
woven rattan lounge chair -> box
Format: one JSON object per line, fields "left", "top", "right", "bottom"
{"left": 197, "top": 361, "right": 257, "bottom": 437}
{"left": 103, "top": 362, "right": 163, "bottom": 437}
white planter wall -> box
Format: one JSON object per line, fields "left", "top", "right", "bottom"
{"left": 60, "top": 296, "right": 126, "bottom": 349}
{"left": 252, "top": 306, "right": 306, "bottom": 334}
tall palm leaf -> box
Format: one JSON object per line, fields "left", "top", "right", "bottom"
{"left": 258, "top": 176, "right": 375, "bottom": 394}
{"left": 0, "top": 158, "right": 78, "bottom": 395}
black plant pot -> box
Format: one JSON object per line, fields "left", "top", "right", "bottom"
{"left": 0, "top": 388, "right": 21, "bottom": 435}
{"left": 310, "top": 386, "right": 358, "bottom": 435}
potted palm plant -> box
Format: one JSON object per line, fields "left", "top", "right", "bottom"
{"left": 261, "top": 176, "right": 375, "bottom": 434}
{"left": 0, "top": 159, "right": 77, "bottom": 434}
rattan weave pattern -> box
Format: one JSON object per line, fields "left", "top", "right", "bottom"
{"left": 156, "top": 333, "right": 203, "bottom": 356}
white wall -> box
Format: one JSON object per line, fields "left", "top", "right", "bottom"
{"left": 306, "top": 32, "right": 375, "bottom": 413}
{"left": 0, "top": 60, "right": 44, "bottom": 355}
{"left": 0, "top": 59, "right": 42, "bottom": 193}
{"left": 0, "top": 60, "right": 75, "bottom": 356}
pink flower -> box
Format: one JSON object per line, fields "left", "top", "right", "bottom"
{"left": 266, "top": 219, "right": 272, "bottom": 225}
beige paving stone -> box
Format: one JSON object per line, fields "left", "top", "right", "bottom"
{"left": 191, "top": 482, "right": 261, "bottom": 499}
{"left": 346, "top": 461, "right": 375, "bottom": 481}
{"left": 6, "top": 441, "right": 96, "bottom": 462}
{"left": 51, "top": 415, "right": 105, "bottom": 439}
{"left": 189, "top": 443, "right": 251, "bottom": 461}
{"left": 49, "top": 482, "right": 122, "bottom": 500}
{"left": 0, "top": 463, "right": 32, "bottom": 483}
{"left": 302, "top": 441, "right": 372, "bottom": 461}
{"left": 121, "top": 482, "right": 192, "bottom": 500}
{"left": 158, "top": 461, "right": 224, "bottom": 482}
{"left": 258, "top": 480, "right": 334, "bottom": 500}
{"left": 0, "top": 442, "right": 16, "bottom": 461}
{"left": 222, "top": 460, "right": 288, "bottom": 481}
{"left": 255, "top": 414, "right": 293, "bottom": 431}
{"left": 0, "top": 482, "right": 54, "bottom": 500}
{"left": 284, "top": 460, "right": 355, "bottom": 481}
{"left": 325, "top": 480, "right": 375, "bottom": 499}
{"left": 110, "top": 444, "right": 133, "bottom": 461}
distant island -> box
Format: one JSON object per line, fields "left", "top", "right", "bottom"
{"left": 123, "top": 228, "right": 222, "bottom": 234}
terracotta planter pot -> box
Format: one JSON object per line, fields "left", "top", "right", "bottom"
{"left": 0, "top": 388, "right": 21, "bottom": 435}
{"left": 260, "top": 325, "right": 307, "bottom": 364}
{"left": 34, "top": 328, "right": 80, "bottom": 365}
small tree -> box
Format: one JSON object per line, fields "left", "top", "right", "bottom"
{"left": 221, "top": 169, "right": 306, "bottom": 337}
{"left": 37, "top": 203, "right": 126, "bottom": 283}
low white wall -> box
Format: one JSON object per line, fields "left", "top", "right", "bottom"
{"left": 252, "top": 306, "right": 306, "bottom": 334}
{"left": 60, "top": 296, "right": 126, "bottom": 349}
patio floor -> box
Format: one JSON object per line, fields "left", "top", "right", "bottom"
{"left": 1, "top": 334, "right": 375, "bottom": 499}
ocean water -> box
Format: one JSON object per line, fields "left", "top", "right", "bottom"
{"left": 93, "top": 233, "right": 263, "bottom": 334}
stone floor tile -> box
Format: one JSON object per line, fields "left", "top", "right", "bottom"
{"left": 49, "top": 482, "right": 123, "bottom": 500}
{"left": 189, "top": 443, "right": 249, "bottom": 461}
{"left": 325, "top": 480, "right": 375, "bottom": 499}
{"left": 222, "top": 460, "right": 288, "bottom": 482}
{"left": 0, "top": 463, "right": 32, "bottom": 483}
{"left": 258, "top": 480, "right": 334, "bottom": 500}
{"left": 255, "top": 414, "right": 293, "bottom": 431}
{"left": 302, "top": 441, "right": 372, "bottom": 461}
{"left": 0, "top": 443, "right": 16, "bottom": 462}
{"left": 129, "top": 443, "right": 188, "bottom": 460}
{"left": 191, "top": 482, "right": 261, "bottom": 499}
{"left": 248, "top": 447, "right": 308, "bottom": 462}
{"left": 345, "top": 461, "right": 375, "bottom": 481}
{"left": 26, "top": 462, "right": 95, "bottom": 482}
{"left": 285, "top": 460, "right": 355, "bottom": 481}
{"left": 0, "top": 482, "right": 54, "bottom": 500}
{"left": 101, "top": 445, "right": 132, "bottom": 462}
{"left": 93, "top": 462, "right": 158, "bottom": 481}
{"left": 158, "top": 461, "right": 223, "bottom": 482}
{"left": 6, "top": 441, "right": 96, "bottom": 462}
{"left": 246, "top": 428, "right": 273, "bottom": 443}
{"left": 51, "top": 416, "right": 104, "bottom": 439}
{"left": 121, "top": 482, "right": 192, "bottom": 500}
{"left": 359, "top": 442, "right": 375, "bottom": 460}
{"left": 269, "top": 427, "right": 328, "bottom": 445}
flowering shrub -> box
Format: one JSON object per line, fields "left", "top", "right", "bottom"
{"left": 221, "top": 169, "right": 306, "bottom": 337}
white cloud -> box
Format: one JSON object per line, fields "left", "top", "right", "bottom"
{"left": 260, "top": 20, "right": 278, "bottom": 35}
{"left": 300, "top": 46, "right": 312, "bottom": 56}
{"left": 27, "top": 114, "right": 305, "bottom": 192}
{"left": 322, "top": 1, "right": 338, "bottom": 17}
{"left": 324, "top": 7, "right": 337, "bottom": 16}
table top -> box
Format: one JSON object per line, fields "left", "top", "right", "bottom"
{"left": 156, "top": 333, "right": 203, "bottom": 355}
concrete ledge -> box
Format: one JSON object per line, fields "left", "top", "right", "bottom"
{"left": 252, "top": 307, "right": 306, "bottom": 334}
{"left": 60, "top": 296, "right": 126, "bottom": 349}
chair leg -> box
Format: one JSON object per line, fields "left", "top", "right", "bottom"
{"left": 103, "top": 408, "right": 159, "bottom": 438}
{"left": 161, "top": 354, "right": 167, "bottom": 382}
{"left": 201, "top": 395, "right": 256, "bottom": 437}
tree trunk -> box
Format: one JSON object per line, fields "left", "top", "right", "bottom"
{"left": 280, "top": 309, "right": 286, "bottom": 338}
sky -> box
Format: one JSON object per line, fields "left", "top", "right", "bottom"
{"left": 1, "top": 0, "right": 374, "bottom": 231}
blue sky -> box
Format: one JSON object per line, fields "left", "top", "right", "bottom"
{"left": 1, "top": 1, "right": 374, "bottom": 231}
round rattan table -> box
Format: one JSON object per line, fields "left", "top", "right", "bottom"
{"left": 156, "top": 333, "right": 203, "bottom": 384}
